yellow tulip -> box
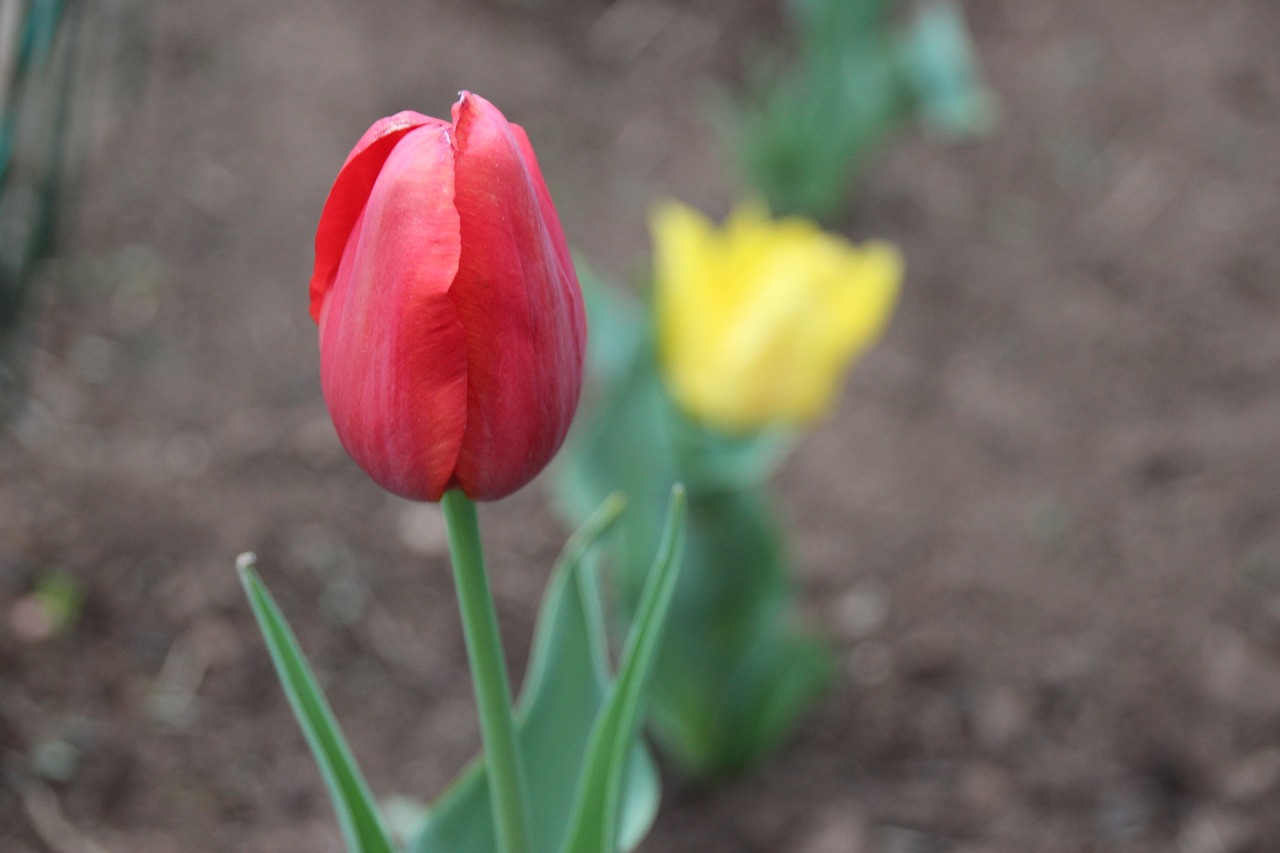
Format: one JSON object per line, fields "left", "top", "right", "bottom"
{"left": 652, "top": 201, "right": 902, "bottom": 432}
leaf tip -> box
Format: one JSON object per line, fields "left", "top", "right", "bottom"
{"left": 235, "top": 551, "right": 258, "bottom": 584}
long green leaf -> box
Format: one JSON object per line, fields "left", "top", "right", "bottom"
{"left": 237, "top": 555, "right": 396, "bottom": 853}
{"left": 413, "top": 494, "right": 660, "bottom": 853}
{"left": 560, "top": 485, "right": 687, "bottom": 853}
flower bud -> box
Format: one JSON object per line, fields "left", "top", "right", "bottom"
{"left": 310, "top": 93, "right": 586, "bottom": 501}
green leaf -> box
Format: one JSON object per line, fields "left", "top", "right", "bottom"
{"left": 413, "top": 494, "right": 661, "bottom": 853}
{"left": 660, "top": 487, "right": 834, "bottom": 777}
{"left": 559, "top": 485, "right": 687, "bottom": 853}
{"left": 896, "top": 0, "right": 996, "bottom": 138}
{"left": 237, "top": 555, "right": 397, "bottom": 853}
{"left": 551, "top": 305, "right": 831, "bottom": 778}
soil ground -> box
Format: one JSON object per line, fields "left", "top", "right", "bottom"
{"left": 3, "top": 0, "right": 1280, "bottom": 850}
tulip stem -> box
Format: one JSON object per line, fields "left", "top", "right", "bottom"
{"left": 441, "top": 490, "right": 532, "bottom": 853}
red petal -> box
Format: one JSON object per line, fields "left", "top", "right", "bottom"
{"left": 447, "top": 92, "right": 586, "bottom": 500}
{"left": 318, "top": 124, "right": 468, "bottom": 500}
{"left": 310, "top": 111, "right": 447, "bottom": 323}
{"left": 508, "top": 122, "right": 580, "bottom": 321}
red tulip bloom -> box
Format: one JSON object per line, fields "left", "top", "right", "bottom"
{"left": 309, "top": 93, "right": 586, "bottom": 501}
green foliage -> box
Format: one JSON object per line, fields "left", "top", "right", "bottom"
{"left": 727, "top": 0, "right": 994, "bottom": 224}
{"left": 414, "top": 491, "right": 684, "bottom": 853}
{"left": 897, "top": 1, "right": 997, "bottom": 139}
{"left": 554, "top": 270, "right": 833, "bottom": 778}
{"left": 0, "top": 0, "right": 147, "bottom": 415}
{"left": 238, "top": 555, "right": 398, "bottom": 853}
{"left": 1, "top": 0, "right": 78, "bottom": 383}
{"left": 558, "top": 486, "right": 684, "bottom": 853}
{"left": 241, "top": 488, "right": 686, "bottom": 853}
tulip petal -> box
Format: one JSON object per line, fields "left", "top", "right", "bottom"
{"left": 507, "top": 123, "right": 578, "bottom": 310}
{"left": 311, "top": 110, "right": 447, "bottom": 322}
{"left": 448, "top": 92, "right": 586, "bottom": 500}
{"left": 318, "top": 124, "right": 468, "bottom": 500}
{"left": 651, "top": 200, "right": 901, "bottom": 431}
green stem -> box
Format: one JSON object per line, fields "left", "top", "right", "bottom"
{"left": 441, "top": 490, "right": 532, "bottom": 853}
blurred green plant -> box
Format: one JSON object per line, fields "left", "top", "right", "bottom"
{"left": 0, "top": 0, "right": 145, "bottom": 416}
{"left": 727, "top": 0, "right": 995, "bottom": 224}
{"left": 0, "top": 0, "right": 81, "bottom": 414}
{"left": 555, "top": 208, "right": 901, "bottom": 777}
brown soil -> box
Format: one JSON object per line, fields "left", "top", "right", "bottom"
{"left": 3, "top": 0, "right": 1280, "bottom": 851}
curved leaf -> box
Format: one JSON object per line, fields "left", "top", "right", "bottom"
{"left": 238, "top": 555, "right": 396, "bottom": 853}
{"left": 559, "top": 486, "right": 686, "bottom": 853}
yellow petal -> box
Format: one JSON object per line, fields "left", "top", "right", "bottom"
{"left": 650, "top": 200, "right": 902, "bottom": 432}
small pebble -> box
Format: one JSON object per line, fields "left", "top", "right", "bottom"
{"left": 31, "top": 738, "right": 81, "bottom": 783}
{"left": 398, "top": 503, "right": 449, "bottom": 557}
{"left": 321, "top": 574, "right": 365, "bottom": 626}
{"left": 837, "top": 584, "right": 889, "bottom": 640}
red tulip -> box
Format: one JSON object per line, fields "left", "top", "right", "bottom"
{"left": 309, "top": 92, "right": 586, "bottom": 501}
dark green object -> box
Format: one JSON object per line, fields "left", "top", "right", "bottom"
{"left": 0, "top": 0, "right": 81, "bottom": 414}
{"left": 728, "top": 0, "right": 994, "bottom": 224}
{"left": 554, "top": 268, "right": 833, "bottom": 778}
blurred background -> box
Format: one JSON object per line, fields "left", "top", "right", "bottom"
{"left": 2, "top": 0, "right": 1280, "bottom": 850}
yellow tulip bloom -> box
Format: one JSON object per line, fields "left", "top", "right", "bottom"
{"left": 652, "top": 201, "right": 902, "bottom": 432}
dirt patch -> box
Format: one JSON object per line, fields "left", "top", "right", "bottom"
{"left": 3, "top": 0, "right": 1280, "bottom": 850}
